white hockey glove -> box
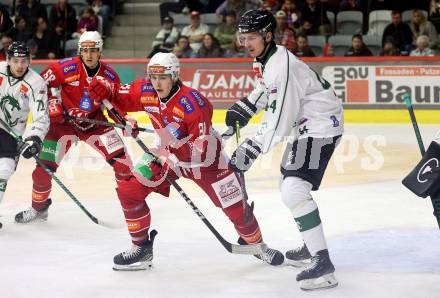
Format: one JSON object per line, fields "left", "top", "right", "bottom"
{"left": 229, "top": 138, "right": 261, "bottom": 172}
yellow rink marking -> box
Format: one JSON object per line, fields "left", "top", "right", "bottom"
{"left": 128, "top": 109, "right": 439, "bottom": 124}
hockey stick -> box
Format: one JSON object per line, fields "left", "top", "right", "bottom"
{"left": 404, "top": 95, "right": 440, "bottom": 229}
{"left": 0, "top": 117, "right": 117, "bottom": 229}
{"left": 235, "top": 121, "right": 253, "bottom": 225}
{"left": 102, "top": 99, "right": 267, "bottom": 255}
{"left": 66, "top": 115, "right": 154, "bottom": 133}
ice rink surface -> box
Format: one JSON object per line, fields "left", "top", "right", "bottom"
{"left": 1, "top": 124, "right": 440, "bottom": 298}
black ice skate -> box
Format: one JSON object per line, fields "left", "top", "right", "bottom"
{"left": 238, "top": 237, "right": 284, "bottom": 266}
{"left": 296, "top": 249, "right": 338, "bottom": 291}
{"left": 285, "top": 243, "right": 312, "bottom": 267}
{"left": 15, "top": 199, "right": 52, "bottom": 223}
{"left": 113, "top": 229, "right": 158, "bottom": 271}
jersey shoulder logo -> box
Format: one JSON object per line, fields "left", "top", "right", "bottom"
{"left": 178, "top": 96, "right": 194, "bottom": 114}
{"left": 62, "top": 63, "right": 77, "bottom": 75}
{"left": 0, "top": 95, "right": 21, "bottom": 127}
{"left": 189, "top": 90, "right": 205, "bottom": 108}
{"left": 103, "top": 69, "right": 116, "bottom": 81}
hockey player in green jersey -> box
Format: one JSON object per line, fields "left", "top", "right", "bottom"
{"left": 0, "top": 42, "right": 49, "bottom": 228}
{"left": 225, "top": 9, "right": 343, "bottom": 291}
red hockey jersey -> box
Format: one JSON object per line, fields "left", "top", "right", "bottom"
{"left": 40, "top": 56, "right": 120, "bottom": 129}
{"left": 116, "top": 79, "right": 222, "bottom": 166}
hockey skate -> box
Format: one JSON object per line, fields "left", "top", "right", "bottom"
{"left": 15, "top": 199, "right": 52, "bottom": 223}
{"left": 238, "top": 238, "right": 284, "bottom": 265}
{"left": 285, "top": 243, "right": 312, "bottom": 267}
{"left": 296, "top": 249, "right": 338, "bottom": 291}
{"left": 113, "top": 229, "right": 158, "bottom": 271}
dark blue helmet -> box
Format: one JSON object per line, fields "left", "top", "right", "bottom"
{"left": 238, "top": 9, "right": 276, "bottom": 35}
{"left": 7, "top": 41, "right": 30, "bottom": 59}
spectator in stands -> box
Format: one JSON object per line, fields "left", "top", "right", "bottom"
{"left": 159, "top": 0, "right": 204, "bottom": 22}
{"left": 382, "top": 11, "right": 413, "bottom": 54}
{"left": 214, "top": 10, "right": 237, "bottom": 49}
{"left": 281, "top": 0, "right": 301, "bottom": 30}
{"left": 181, "top": 11, "right": 209, "bottom": 51}
{"left": 216, "top": 0, "right": 259, "bottom": 17}
{"left": 32, "top": 17, "right": 58, "bottom": 59}
{"left": 410, "top": 9, "right": 439, "bottom": 49}
{"left": 344, "top": 34, "right": 373, "bottom": 56}
{"left": 16, "top": 0, "right": 48, "bottom": 30}
{"left": 75, "top": 7, "right": 98, "bottom": 37}
{"left": 88, "top": 0, "right": 112, "bottom": 37}
{"left": 410, "top": 35, "right": 435, "bottom": 56}
{"left": 196, "top": 33, "right": 223, "bottom": 58}
{"left": 0, "top": 5, "right": 13, "bottom": 35}
{"left": 0, "top": 34, "right": 12, "bottom": 61}
{"left": 176, "top": 35, "right": 195, "bottom": 58}
{"left": 322, "top": 42, "right": 335, "bottom": 56}
{"left": 379, "top": 38, "right": 400, "bottom": 56}
{"left": 261, "top": 0, "right": 282, "bottom": 14}
{"left": 430, "top": 0, "right": 440, "bottom": 33}
{"left": 299, "top": 0, "right": 332, "bottom": 36}
{"left": 339, "top": 0, "right": 361, "bottom": 11}
{"left": 148, "top": 16, "right": 180, "bottom": 58}
{"left": 26, "top": 39, "right": 39, "bottom": 59}
{"left": 274, "top": 10, "right": 296, "bottom": 52}
{"left": 7, "top": 16, "right": 33, "bottom": 43}
{"left": 224, "top": 34, "right": 249, "bottom": 57}
{"left": 292, "top": 34, "right": 316, "bottom": 57}
{"left": 49, "top": 0, "right": 77, "bottom": 45}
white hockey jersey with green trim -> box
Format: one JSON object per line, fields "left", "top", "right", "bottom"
{"left": 0, "top": 61, "right": 49, "bottom": 141}
{"left": 247, "top": 45, "right": 344, "bottom": 154}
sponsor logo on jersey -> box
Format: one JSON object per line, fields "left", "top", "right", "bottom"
{"left": 141, "top": 82, "right": 155, "bottom": 93}
{"left": 58, "top": 57, "right": 74, "bottom": 64}
{"left": 270, "top": 87, "right": 277, "bottom": 94}
{"left": 103, "top": 69, "right": 116, "bottom": 81}
{"left": 140, "top": 95, "right": 158, "bottom": 106}
{"left": 79, "top": 91, "right": 93, "bottom": 111}
{"left": 172, "top": 106, "right": 185, "bottom": 119}
{"left": 20, "top": 84, "right": 29, "bottom": 94}
{"left": 63, "top": 63, "right": 77, "bottom": 75}
{"left": 178, "top": 96, "right": 194, "bottom": 114}
{"left": 145, "top": 106, "right": 159, "bottom": 113}
{"left": 64, "top": 74, "right": 80, "bottom": 83}
{"left": 172, "top": 116, "right": 183, "bottom": 122}
{"left": 67, "top": 81, "right": 80, "bottom": 86}
{"left": 0, "top": 77, "right": 3, "bottom": 86}
{"left": 252, "top": 62, "right": 263, "bottom": 79}
{"left": 166, "top": 124, "right": 184, "bottom": 139}
{"left": 189, "top": 90, "right": 205, "bottom": 108}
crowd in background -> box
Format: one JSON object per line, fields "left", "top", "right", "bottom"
{"left": 152, "top": 0, "right": 439, "bottom": 58}
{"left": 0, "top": 0, "right": 114, "bottom": 60}
{"left": 0, "top": 0, "right": 439, "bottom": 59}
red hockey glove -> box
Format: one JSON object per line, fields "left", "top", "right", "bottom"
{"left": 48, "top": 96, "right": 65, "bottom": 124}
{"left": 89, "top": 76, "right": 114, "bottom": 104}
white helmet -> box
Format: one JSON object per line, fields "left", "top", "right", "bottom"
{"left": 147, "top": 52, "right": 180, "bottom": 82}
{"left": 78, "top": 31, "right": 103, "bottom": 53}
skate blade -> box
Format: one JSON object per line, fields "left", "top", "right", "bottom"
{"left": 285, "top": 258, "right": 311, "bottom": 268}
{"left": 113, "top": 261, "right": 153, "bottom": 271}
{"left": 299, "top": 273, "right": 338, "bottom": 291}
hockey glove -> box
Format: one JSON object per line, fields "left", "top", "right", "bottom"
{"left": 18, "top": 136, "right": 42, "bottom": 159}
{"left": 48, "top": 96, "right": 65, "bottom": 124}
{"left": 122, "top": 116, "right": 140, "bottom": 138}
{"left": 230, "top": 138, "right": 261, "bottom": 172}
{"left": 224, "top": 97, "right": 257, "bottom": 137}
{"left": 89, "top": 76, "right": 114, "bottom": 104}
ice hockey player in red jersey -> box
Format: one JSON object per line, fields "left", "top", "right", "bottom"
{"left": 88, "top": 52, "right": 284, "bottom": 270}
{"left": 14, "top": 31, "right": 158, "bottom": 269}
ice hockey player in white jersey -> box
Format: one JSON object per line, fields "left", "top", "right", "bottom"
{"left": 0, "top": 42, "right": 49, "bottom": 228}
{"left": 224, "top": 9, "right": 344, "bottom": 291}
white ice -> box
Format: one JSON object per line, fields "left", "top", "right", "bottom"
{"left": 1, "top": 124, "right": 439, "bottom": 298}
